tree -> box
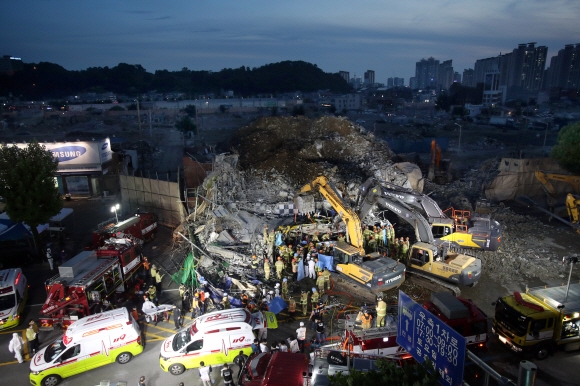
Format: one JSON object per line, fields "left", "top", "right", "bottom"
{"left": 109, "top": 105, "right": 125, "bottom": 111}
{"left": 435, "top": 93, "right": 451, "bottom": 112}
{"left": 182, "top": 104, "right": 197, "bottom": 118}
{"left": 551, "top": 122, "right": 580, "bottom": 174}
{"left": 174, "top": 116, "right": 198, "bottom": 135}
{"left": 330, "top": 358, "right": 439, "bottom": 386}
{"left": 0, "top": 142, "right": 62, "bottom": 253}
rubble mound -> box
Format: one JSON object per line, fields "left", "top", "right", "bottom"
{"left": 230, "top": 116, "right": 394, "bottom": 186}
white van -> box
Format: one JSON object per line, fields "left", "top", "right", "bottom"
{"left": 160, "top": 308, "right": 278, "bottom": 375}
{"left": 30, "top": 308, "right": 143, "bottom": 386}
{"left": 0, "top": 268, "right": 28, "bottom": 330}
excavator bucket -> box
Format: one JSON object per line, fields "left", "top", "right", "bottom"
{"left": 294, "top": 195, "right": 315, "bottom": 214}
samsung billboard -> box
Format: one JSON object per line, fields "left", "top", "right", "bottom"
{"left": 11, "top": 138, "right": 112, "bottom": 173}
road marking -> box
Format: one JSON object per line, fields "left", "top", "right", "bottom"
{"left": 149, "top": 324, "right": 179, "bottom": 334}
{"left": 144, "top": 331, "right": 166, "bottom": 340}
{"left": 0, "top": 359, "right": 26, "bottom": 366}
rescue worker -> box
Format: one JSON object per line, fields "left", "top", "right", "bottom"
{"left": 316, "top": 272, "right": 325, "bottom": 295}
{"left": 376, "top": 295, "right": 387, "bottom": 327}
{"left": 321, "top": 231, "right": 331, "bottom": 241}
{"left": 362, "top": 226, "right": 372, "bottom": 247}
{"left": 281, "top": 278, "right": 289, "bottom": 300}
{"left": 198, "top": 289, "right": 206, "bottom": 315}
{"left": 388, "top": 224, "right": 395, "bottom": 245}
{"left": 263, "top": 257, "right": 271, "bottom": 281}
{"left": 9, "top": 333, "right": 24, "bottom": 363}
{"left": 173, "top": 305, "right": 182, "bottom": 330}
{"left": 274, "top": 282, "right": 281, "bottom": 298}
{"left": 360, "top": 309, "right": 373, "bottom": 330}
{"left": 234, "top": 350, "right": 249, "bottom": 378}
{"left": 46, "top": 246, "right": 54, "bottom": 270}
{"left": 322, "top": 267, "right": 331, "bottom": 292}
{"left": 300, "top": 290, "right": 309, "bottom": 316}
{"left": 337, "top": 233, "right": 346, "bottom": 242}
{"left": 191, "top": 292, "right": 200, "bottom": 318}
{"left": 380, "top": 225, "right": 387, "bottom": 248}
{"left": 312, "top": 232, "right": 319, "bottom": 243}
{"left": 221, "top": 294, "right": 231, "bottom": 310}
{"left": 310, "top": 287, "right": 320, "bottom": 312}
{"left": 26, "top": 323, "right": 39, "bottom": 354}
{"left": 142, "top": 256, "right": 150, "bottom": 282}
{"left": 275, "top": 256, "right": 284, "bottom": 280}
{"left": 296, "top": 322, "right": 307, "bottom": 353}
{"left": 154, "top": 270, "right": 164, "bottom": 294}
{"left": 315, "top": 318, "right": 326, "bottom": 345}
{"left": 308, "top": 256, "right": 316, "bottom": 279}
{"left": 251, "top": 254, "right": 259, "bottom": 277}
{"left": 291, "top": 255, "right": 299, "bottom": 281}
{"left": 401, "top": 237, "right": 410, "bottom": 259}
{"left": 142, "top": 297, "right": 158, "bottom": 322}
{"left": 373, "top": 226, "right": 380, "bottom": 246}
{"left": 150, "top": 264, "right": 158, "bottom": 281}
{"left": 241, "top": 291, "right": 249, "bottom": 309}
{"left": 147, "top": 285, "right": 158, "bottom": 305}
{"left": 131, "top": 306, "right": 140, "bottom": 324}
{"left": 288, "top": 297, "right": 297, "bottom": 321}
{"left": 367, "top": 235, "right": 377, "bottom": 252}
{"left": 314, "top": 257, "right": 322, "bottom": 276}
{"left": 221, "top": 363, "right": 235, "bottom": 386}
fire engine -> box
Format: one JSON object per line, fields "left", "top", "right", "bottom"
{"left": 39, "top": 237, "right": 143, "bottom": 330}
{"left": 93, "top": 213, "right": 158, "bottom": 248}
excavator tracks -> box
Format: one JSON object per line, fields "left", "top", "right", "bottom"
{"left": 406, "top": 269, "right": 462, "bottom": 296}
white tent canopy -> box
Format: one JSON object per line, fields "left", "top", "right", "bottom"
{"left": 0, "top": 212, "right": 50, "bottom": 234}
{"left": 50, "top": 208, "right": 74, "bottom": 222}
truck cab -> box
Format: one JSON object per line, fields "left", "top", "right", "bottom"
{"left": 332, "top": 241, "right": 405, "bottom": 292}
{"left": 241, "top": 352, "right": 309, "bottom": 386}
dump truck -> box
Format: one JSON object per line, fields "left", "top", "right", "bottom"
{"left": 493, "top": 284, "right": 580, "bottom": 359}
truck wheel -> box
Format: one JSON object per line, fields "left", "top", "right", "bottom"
{"left": 535, "top": 346, "right": 550, "bottom": 360}
{"left": 42, "top": 374, "right": 61, "bottom": 386}
{"left": 169, "top": 363, "right": 185, "bottom": 375}
{"left": 116, "top": 352, "right": 133, "bottom": 364}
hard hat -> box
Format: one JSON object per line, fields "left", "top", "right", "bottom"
{"left": 223, "top": 293, "right": 228, "bottom": 297}
{"left": 252, "top": 255, "right": 257, "bottom": 259}
{"left": 151, "top": 264, "right": 157, "bottom": 268}
{"left": 275, "top": 283, "right": 281, "bottom": 288}
{"left": 269, "top": 290, "right": 274, "bottom": 294}
{"left": 312, "top": 287, "right": 317, "bottom": 293}
{"left": 294, "top": 253, "right": 298, "bottom": 257}
{"left": 194, "top": 293, "right": 199, "bottom": 297}
{"left": 277, "top": 256, "right": 282, "bottom": 260}
{"left": 283, "top": 278, "right": 287, "bottom": 282}
{"left": 300, "top": 322, "right": 304, "bottom": 326}
{"left": 377, "top": 296, "right": 383, "bottom": 301}
{"left": 318, "top": 272, "right": 322, "bottom": 276}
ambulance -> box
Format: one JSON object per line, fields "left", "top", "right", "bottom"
{"left": 30, "top": 308, "right": 143, "bottom": 386}
{"left": 0, "top": 268, "right": 28, "bottom": 330}
{"left": 160, "top": 308, "right": 278, "bottom": 375}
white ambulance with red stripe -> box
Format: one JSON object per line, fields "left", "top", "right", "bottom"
{"left": 30, "top": 308, "right": 143, "bottom": 386}
{"left": 160, "top": 308, "right": 278, "bottom": 375}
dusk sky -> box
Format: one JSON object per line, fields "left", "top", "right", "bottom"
{"left": 3, "top": 1, "right": 580, "bottom": 84}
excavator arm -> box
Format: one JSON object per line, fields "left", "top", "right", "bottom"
{"left": 535, "top": 170, "right": 580, "bottom": 210}
{"left": 297, "top": 176, "right": 365, "bottom": 253}
{"left": 358, "top": 185, "right": 435, "bottom": 244}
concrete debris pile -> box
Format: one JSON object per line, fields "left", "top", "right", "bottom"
{"left": 229, "top": 116, "right": 397, "bottom": 187}
{"left": 479, "top": 207, "right": 569, "bottom": 283}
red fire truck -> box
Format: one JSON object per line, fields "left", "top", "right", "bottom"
{"left": 93, "top": 213, "right": 158, "bottom": 248}
{"left": 423, "top": 292, "right": 489, "bottom": 350}
{"left": 39, "top": 237, "right": 144, "bottom": 330}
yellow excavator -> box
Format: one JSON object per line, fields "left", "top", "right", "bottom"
{"left": 534, "top": 170, "right": 580, "bottom": 224}
{"left": 295, "top": 176, "right": 406, "bottom": 292}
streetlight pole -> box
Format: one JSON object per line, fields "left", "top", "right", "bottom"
{"left": 111, "top": 204, "right": 120, "bottom": 223}
{"left": 543, "top": 122, "right": 549, "bottom": 150}
{"left": 454, "top": 123, "right": 462, "bottom": 151}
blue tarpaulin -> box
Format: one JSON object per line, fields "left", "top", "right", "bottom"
{"left": 267, "top": 296, "right": 287, "bottom": 314}
{"left": 297, "top": 259, "right": 305, "bottom": 281}
{"left": 316, "top": 254, "right": 335, "bottom": 271}
{"left": 0, "top": 219, "right": 32, "bottom": 242}
{"left": 275, "top": 232, "right": 283, "bottom": 246}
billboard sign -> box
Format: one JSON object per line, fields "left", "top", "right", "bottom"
{"left": 397, "top": 290, "right": 466, "bottom": 386}
{"left": 11, "top": 138, "right": 112, "bottom": 173}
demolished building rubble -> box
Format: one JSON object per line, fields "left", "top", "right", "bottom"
{"left": 175, "top": 116, "right": 571, "bottom": 294}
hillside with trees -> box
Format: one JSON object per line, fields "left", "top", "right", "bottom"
{"left": 0, "top": 60, "right": 350, "bottom": 100}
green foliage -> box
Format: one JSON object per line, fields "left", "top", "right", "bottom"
{"left": 451, "top": 106, "right": 465, "bottom": 117}
{"left": 329, "top": 359, "right": 439, "bottom": 386}
{"left": 435, "top": 93, "right": 451, "bottom": 112}
{"left": 551, "top": 122, "right": 580, "bottom": 174}
{"left": 109, "top": 105, "right": 125, "bottom": 111}
{"left": 0, "top": 142, "right": 62, "bottom": 249}
{"left": 127, "top": 103, "right": 138, "bottom": 111}
{"left": 1, "top": 60, "right": 350, "bottom": 100}
{"left": 175, "top": 116, "right": 197, "bottom": 135}
{"left": 182, "top": 104, "right": 197, "bottom": 117}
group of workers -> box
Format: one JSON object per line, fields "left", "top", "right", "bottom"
{"left": 355, "top": 295, "right": 388, "bottom": 330}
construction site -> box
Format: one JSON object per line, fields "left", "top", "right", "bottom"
{"left": 3, "top": 107, "right": 580, "bottom": 386}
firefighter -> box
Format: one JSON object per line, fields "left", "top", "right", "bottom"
{"left": 367, "top": 235, "right": 377, "bottom": 252}
{"left": 241, "top": 291, "right": 249, "bottom": 309}
{"left": 316, "top": 272, "right": 325, "bottom": 295}
{"left": 310, "top": 287, "right": 319, "bottom": 312}
{"left": 300, "top": 290, "right": 309, "bottom": 316}
{"left": 288, "top": 297, "right": 296, "bottom": 321}
{"left": 274, "top": 282, "right": 281, "bottom": 298}
{"left": 142, "top": 256, "right": 150, "bottom": 282}
{"left": 362, "top": 226, "right": 372, "bottom": 247}
{"left": 337, "top": 233, "right": 346, "bottom": 242}
{"left": 150, "top": 264, "right": 158, "bottom": 280}
{"left": 376, "top": 295, "right": 387, "bottom": 327}
{"left": 221, "top": 293, "right": 230, "bottom": 310}
{"left": 291, "top": 255, "right": 299, "bottom": 281}
{"left": 263, "top": 257, "right": 271, "bottom": 281}
{"left": 154, "top": 270, "right": 164, "bottom": 294}
{"left": 275, "top": 256, "right": 285, "bottom": 280}
{"left": 322, "top": 267, "right": 331, "bottom": 291}
{"left": 191, "top": 293, "right": 200, "bottom": 318}
{"left": 387, "top": 224, "right": 395, "bottom": 245}
{"left": 251, "top": 254, "right": 259, "bottom": 277}
{"left": 147, "top": 285, "right": 158, "bottom": 305}
{"left": 361, "top": 309, "right": 373, "bottom": 330}
{"left": 321, "top": 231, "right": 331, "bottom": 241}
{"left": 281, "top": 278, "right": 289, "bottom": 300}
{"left": 401, "top": 237, "right": 410, "bottom": 259}
{"left": 312, "top": 232, "right": 319, "bottom": 243}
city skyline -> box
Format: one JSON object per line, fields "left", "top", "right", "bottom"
{"left": 3, "top": 1, "right": 580, "bottom": 84}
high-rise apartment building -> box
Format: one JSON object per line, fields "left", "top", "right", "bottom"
{"left": 438, "top": 60, "right": 454, "bottom": 90}
{"left": 415, "top": 57, "right": 439, "bottom": 89}
{"left": 0, "top": 55, "right": 23, "bottom": 75}
{"left": 546, "top": 43, "right": 580, "bottom": 91}
{"left": 462, "top": 69, "right": 474, "bottom": 87}
{"left": 364, "top": 70, "right": 375, "bottom": 86}
{"left": 387, "top": 77, "right": 405, "bottom": 88}
{"left": 339, "top": 71, "right": 350, "bottom": 83}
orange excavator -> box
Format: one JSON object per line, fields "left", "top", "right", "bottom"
{"left": 427, "top": 139, "right": 453, "bottom": 184}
